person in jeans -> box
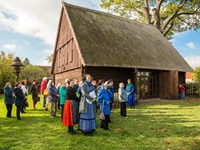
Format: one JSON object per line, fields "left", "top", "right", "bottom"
{"left": 40, "top": 77, "right": 48, "bottom": 108}
{"left": 118, "top": 82, "right": 128, "bottom": 118}
{"left": 14, "top": 82, "right": 26, "bottom": 120}
{"left": 59, "top": 82, "right": 67, "bottom": 120}
{"left": 48, "top": 80, "right": 59, "bottom": 118}
{"left": 4, "top": 82, "right": 14, "bottom": 118}
{"left": 98, "top": 83, "right": 112, "bottom": 130}
{"left": 179, "top": 85, "right": 185, "bottom": 100}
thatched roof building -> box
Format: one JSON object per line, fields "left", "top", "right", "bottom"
{"left": 51, "top": 3, "right": 193, "bottom": 99}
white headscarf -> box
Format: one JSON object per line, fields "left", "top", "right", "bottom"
{"left": 47, "top": 80, "right": 53, "bottom": 90}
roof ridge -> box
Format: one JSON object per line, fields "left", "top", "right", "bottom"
{"left": 63, "top": 2, "right": 155, "bottom": 28}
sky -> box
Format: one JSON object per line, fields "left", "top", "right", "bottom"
{"left": 0, "top": 0, "right": 199, "bottom": 69}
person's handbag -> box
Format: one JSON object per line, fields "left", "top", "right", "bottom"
{"left": 43, "top": 89, "right": 49, "bottom": 96}
{"left": 99, "top": 101, "right": 105, "bottom": 120}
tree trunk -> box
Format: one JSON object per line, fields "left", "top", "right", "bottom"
{"left": 143, "top": 0, "right": 151, "bottom": 24}
{"left": 143, "top": 7, "right": 151, "bottom": 24}
{"left": 152, "top": 8, "right": 161, "bottom": 30}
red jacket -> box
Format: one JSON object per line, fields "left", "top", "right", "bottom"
{"left": 40, "top": 80, "right": 47, "bottom": 94}
{"left": 179, "top": 86, "right": 185, "bottom": 93}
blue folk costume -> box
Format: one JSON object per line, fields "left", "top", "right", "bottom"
{"left": 108, "top": 85, "right": 114, "bottom": 111}
{"left": 98, "top": 86, "right": 112, "bottom": 115}
{"left": 125, "top": 83, "right": 136, "bottom": 108}
{"left": 98, "top": 85, "right": 112, "bottom": 130}
{"left": 79, "top": 80, "right": 96, "bottom": 134}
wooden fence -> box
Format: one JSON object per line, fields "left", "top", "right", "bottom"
{"left": 184, "top": 84, "right": 200, "bottom": 96}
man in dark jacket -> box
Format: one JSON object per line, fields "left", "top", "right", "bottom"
{"left": 14, "top": 82, "right": 26, "bottom": 120}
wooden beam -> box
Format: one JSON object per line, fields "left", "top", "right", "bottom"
{"left": 134, "top": 68, "right": 138, "bottom": 96}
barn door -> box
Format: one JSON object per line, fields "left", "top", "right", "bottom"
{"left": 137, "top": 71, "right": 158, "bottom": 99}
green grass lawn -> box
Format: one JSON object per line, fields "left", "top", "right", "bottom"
{"left": 0, "top": 95, "right": 200, "bottom": 150}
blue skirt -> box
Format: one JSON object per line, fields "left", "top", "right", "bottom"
{"left": 79, "top": 102, "right": 96, "bottom": 133}
{"left": 127, "top": 94, "right": 136, "bottom": 105}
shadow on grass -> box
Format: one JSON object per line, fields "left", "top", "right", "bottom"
{"left": 1, "top": 99, "right": 200, "bottom": 150}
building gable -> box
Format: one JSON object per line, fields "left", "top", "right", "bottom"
{"left": 51, "top": 5, "right": 82, "bottom": 75}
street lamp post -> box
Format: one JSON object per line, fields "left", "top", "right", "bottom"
{"left": 11, "top": 57, "right": 24, "bottom": 82}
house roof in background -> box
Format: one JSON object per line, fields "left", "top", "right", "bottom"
{"left": 186, "top": 72, "right": 193, "bottom": 79}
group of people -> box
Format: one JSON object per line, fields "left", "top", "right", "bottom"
{"left": 3, "top": 80, "right": 41, "bottom": 120}
{"left": 3, "top": 74, "right": 136, "bottom": 136}
{"left": 46, "top": 75, "right": 136, "bottom": 136}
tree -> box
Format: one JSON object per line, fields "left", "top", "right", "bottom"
{"left": 22, "top": 58, "right": 31, "bottom": 67}
{"left": 46, "top": 54, "right": 53, "bottom": 64}
{"left": 20, "top": 65, "right": 49, "bottom": 85}
{"left": 101, "top": 0, "right": 200, "bottom": 39}
{"left": 193, "top": 67, "right": 200, "bottom": 82}
{"left": 0, "top": 51, "right": 15, "bottom": 93}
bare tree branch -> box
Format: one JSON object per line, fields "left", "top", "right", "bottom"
{"left": 177, "top": 7, "right": 200, "bottom": 16}
{"left": 161, "top": 0, "right": 187, "bottom": 32}
{"left": 163, "top": 23, "right": 174, "bottom": 37}
{"left": 156, "top": 0, "right": 165, "bottom": 11}
{"left": 177, "top": 16, "right": 191, "bottom": 26}
{"left": 130, "top": 6, "right": 143, "bottom": 14}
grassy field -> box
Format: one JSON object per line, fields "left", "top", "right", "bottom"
{"left": 0, "top": 95, "right": 200, "bottom": 150}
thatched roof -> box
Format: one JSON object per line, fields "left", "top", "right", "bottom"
{"left": 63, "top": 3, "right": 193, "bottom": 72}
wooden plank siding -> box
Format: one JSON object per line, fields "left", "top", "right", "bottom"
{"left": 54, "top": 68, "right": 82, "bottom": 86}
{"left": 53, "top": 7, "right": 82, "bottom": 75}
{"left": 159, "top": 70, "right": 179, "bottom": 99}
{"left": 86, "top": 67, "right": 134, "bottom": 92}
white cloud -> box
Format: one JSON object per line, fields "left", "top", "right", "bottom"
{"left": 2, "top": 44, "right": 16, "bottom": 51}
{"left": 0, "top": 0, "right": 102, "bottom": 47}
{"left": 186, "top": 42, "right": 196, "bottom": 49}
{"left": 184, "top": 55, "right": 200, "bottom": 69}
{"left": 42, "top": 49, "right": 53, "bottom": 55}
{"left": 0, "top": 0, "right": 103, "bottom": 66}
{"left": 0, "top": 0, "right": 61, "bottom": 46}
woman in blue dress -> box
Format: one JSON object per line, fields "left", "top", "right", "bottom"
{"left": 79, "top": 74, "right": 96, "bottom": 136}
{"left": 98, "top": 83, "right": 112, "bottom": 130}
{"left": 125, "top": 79, "right": 136, "bottom": 109}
